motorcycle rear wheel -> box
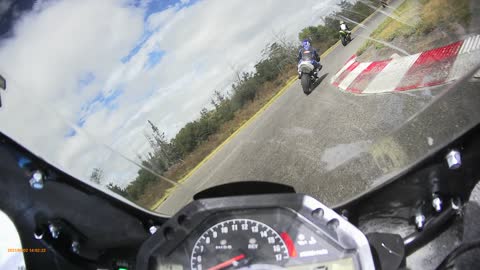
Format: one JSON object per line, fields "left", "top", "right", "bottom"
{"left": 301, "top": 73, "right": 311, "bottom": 94}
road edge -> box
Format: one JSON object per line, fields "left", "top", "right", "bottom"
{"left": 150, "top": 7, "right": 382, "bottom": 211}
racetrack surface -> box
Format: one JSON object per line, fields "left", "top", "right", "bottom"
{"left": 156, "top": 0, "right": 478, "bottom": 215}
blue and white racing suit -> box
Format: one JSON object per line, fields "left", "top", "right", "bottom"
{"left": 298, "top": 47, "right": 321, "bottom": 70}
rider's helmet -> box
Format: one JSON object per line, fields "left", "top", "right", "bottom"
{"left": 340, "top": 20, "right": 345, "bottom": 25}
{"left": 302, "top": 38, "right": 311, "bottom": 50}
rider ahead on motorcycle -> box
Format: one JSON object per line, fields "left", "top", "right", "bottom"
{"left": 340, "top": 20, "right": 351, "bottom": 32}
{"left": 339, "top": 21, "right": 352, "bottom": 46}
{"left": 297, "top": 38, "right": 321, "bottom": 79}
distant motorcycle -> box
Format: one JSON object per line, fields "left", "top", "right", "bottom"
{"left": 297, "top": 51, "right": 320, "bottom": 94}
{"left": 381, "top": 0, "right": 388, "bottom": 8}
{"left": 339, "top": 30, "right": 352, "bottom": 46}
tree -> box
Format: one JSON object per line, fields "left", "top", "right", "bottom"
{"left": 145, "top": 120, "right": 181, "bottom": 170}
{"left": 173, "top": 121, "right": 200, "bottom": 156}
{"left": 89, "top": 168, "right": 104, "bottom": 185}
{"left": 125, "top": 165, "right": 161, "bottom": 201}
{"left": 107, "top": 182, "right": 129, "bottom": 198}
{"left": 200, "top": 107, "right": 209, "bottom": 118}
{"left": 210, "top": 90, "right": 226, "bottom": 109}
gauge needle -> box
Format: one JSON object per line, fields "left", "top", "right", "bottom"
{"left": 207, "top": 254, "right": 246, "bottom": 270}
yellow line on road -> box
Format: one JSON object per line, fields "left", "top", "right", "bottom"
{"left": 150, "top": 77, "right": 296, "bottom": 210}
{"left": 150, "top": 8, "right": 381, "bottom": 210}
{"left": 178, "top": 76, "right": 297, "bottom": 183}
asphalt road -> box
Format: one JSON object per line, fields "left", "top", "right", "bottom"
{"left": 156, "top": 0, "right": 480, "bottom": 215}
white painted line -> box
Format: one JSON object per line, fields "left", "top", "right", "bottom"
{"left": 449, "top": 48, "right": 480, "bottom": 81}
{"left": 460, "top": 35, "right": 480, "bottom": 54}
{"left": 330, "top": 57, "right": 357, "bottom": 83}
{"left": 362, "top": 53, "right": 420, "bottom": 93}
{"left": 473, "top": 35, "right": 480, "bottom": 52}
{"left": 458, "top": 39, "right": 465, "bottom": 54}
{"left": 338, "top": 62, "right": 371, "bottom": 89}
{"left": 466, "top": 36, "right": 474, "bottom": 53}
{"left": 468, "top": 36, "right": 478, "bottom": 52}
{"left": 460, "top": 36, "right": 471, "bottom": 54}
{"left": 468, "top": 36, "right": 476, "bottom": 52}
{"left": 460, "top": 37, "right": 472, "bottom": 53}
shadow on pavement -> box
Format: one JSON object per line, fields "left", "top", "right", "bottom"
{"left": 307, "top": 73, "right": 329, "bottom": 95}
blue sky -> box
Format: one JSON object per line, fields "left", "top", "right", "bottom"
{"left": 121, "top": 0, "right": 197, "bottom": 63}
{"left": 145, "top": 0, "right": 200, "bottom": 19}
{"left": 69, "top": 0, "right": 192, "bottom": 137}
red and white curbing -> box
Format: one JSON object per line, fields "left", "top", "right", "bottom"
{"left": 331, "top": 35, "right": 480, "bottom": 94}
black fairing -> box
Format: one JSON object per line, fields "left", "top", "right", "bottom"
{"left": 0, "top": 133, "right": 167, "bottom": 270}
{"left": 0, "top": 123, "right": 479, "bottom": 269}
{"left": 331, "top": 123, "right": 480, "bottom": 268}
{"left": 333, "top": 122, "right": 480, "bottom": 230}
{"left": 193, "top": 181, "right": 295, "bottom": 200}
{"left": 0, "top": 98, "right": 479, "bottom": 270}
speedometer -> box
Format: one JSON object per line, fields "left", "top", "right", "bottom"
{"left": 191, "top": 219, "right": 289, "bottom": 270}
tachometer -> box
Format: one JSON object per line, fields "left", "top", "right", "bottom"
{"left": 191, "top": 219, "right": 289, "bottom": 270}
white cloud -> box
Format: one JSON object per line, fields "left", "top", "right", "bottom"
{"left": 0, "top": 0, "right": 145, "bottom": 183}
{"left": 0, "top": 0, "right": 338, "bottom": 188}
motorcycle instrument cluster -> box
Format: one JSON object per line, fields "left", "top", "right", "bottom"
{"left": 136, "top": 194, "right": 374, "bottom": 270}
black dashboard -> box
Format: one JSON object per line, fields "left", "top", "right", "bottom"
{"left": 136, "top": 194, "right": 374, "bottom": 270}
